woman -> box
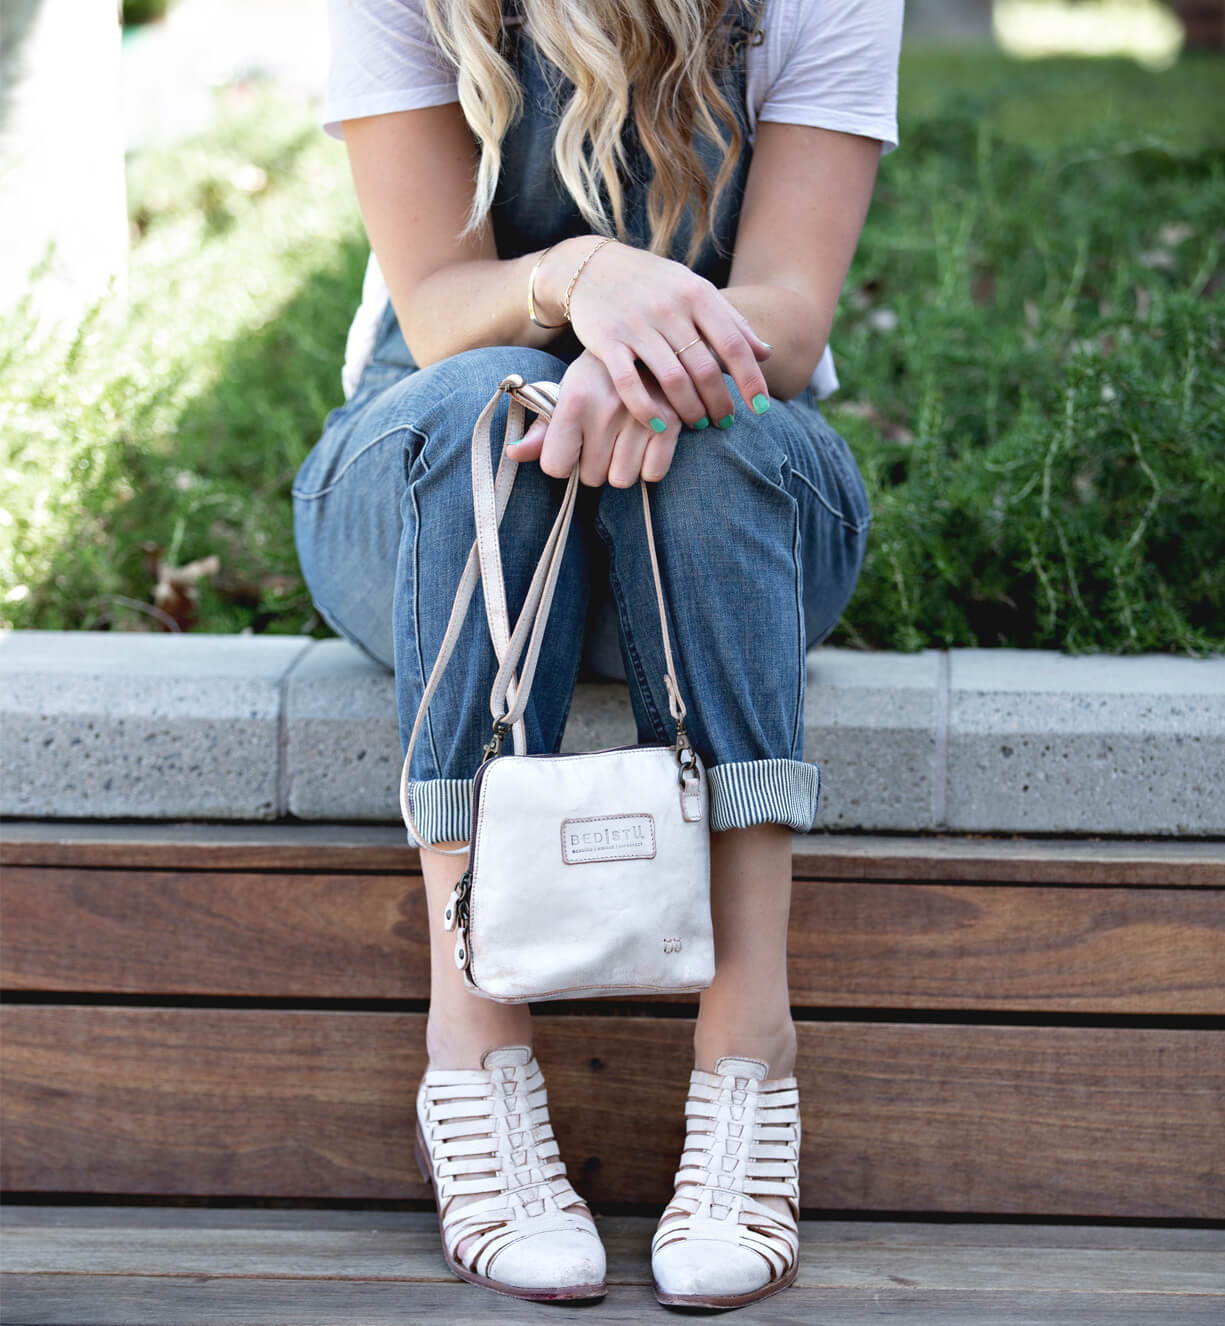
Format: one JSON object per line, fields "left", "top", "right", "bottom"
{"left": 294, "top": 0, "right": 901, "bottom": 1307}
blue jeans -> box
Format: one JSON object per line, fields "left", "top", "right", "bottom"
{"left": 293, "top": 343, "right": 870, "bottom": 845}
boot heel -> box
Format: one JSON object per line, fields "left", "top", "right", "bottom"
{"left": 414, "top": 1122, "right": 432, "bottom": 1184}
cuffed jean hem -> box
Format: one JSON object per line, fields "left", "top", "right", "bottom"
{"left": 706, "top": 758, "right": 822, "bottom": 834}
{"left": 404, "top": 778, "right": 474, "bottom": 848}
{"left": 404, "top": 756, "right": 821, "bottom": 847}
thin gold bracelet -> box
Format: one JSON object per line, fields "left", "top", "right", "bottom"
{"left": 527, "top": 244, "right": 567, "bottom": 330}
{"left": 561, "top": 236, "right": 615, "bottom": 323}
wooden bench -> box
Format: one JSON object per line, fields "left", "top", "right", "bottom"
{"left": 2, "top": 823, "right": 1223, "bottom": 1218}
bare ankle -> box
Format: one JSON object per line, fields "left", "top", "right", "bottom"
{"left": 426, "top": 1005, "right": 533, "bottom": 1070}
{"left": 693, "top": 1016, "right": 797, "bottom": 1079}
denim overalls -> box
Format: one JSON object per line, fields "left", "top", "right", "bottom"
{"left": 293, "top": 2, "right": 872, "bottom": 844}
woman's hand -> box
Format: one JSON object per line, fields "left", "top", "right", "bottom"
{"left": 535, "top": 238, "right": 773, "bottom": 434}
{"left": 505, "top": 349, "right": 681, "bottom": 488}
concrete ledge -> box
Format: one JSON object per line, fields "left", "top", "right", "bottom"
{"left": 2, "top": 632, "right": 1222, "bottom": 834}
{"left": 0, "top": 633, "right": 311, "bottom": 821}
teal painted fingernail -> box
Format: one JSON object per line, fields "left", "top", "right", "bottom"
{"left": 752, "top": 393, "right": 771, "bottom": 414}
{"left": 649, "top": 417, "right": 667, "bottom": 433}
{"left": 693, "top": 416, "right": 709, "bottom": 430}
{"left": 717, "top": 413, "right": 734, "bottom": 430}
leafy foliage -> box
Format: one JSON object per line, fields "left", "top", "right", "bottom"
{"left": 827, "top": 58, "right": 1225, "bottom": 652}
{"left": 1, "top": 58, "right": 1222, "bottom": 652}
{"left": 0, "top": 83, "right": 366, "bottom": 636}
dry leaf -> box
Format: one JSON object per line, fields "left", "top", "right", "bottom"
{"left": 1139, "top": 249, "right": 1176, "bottom": 271}
{"left": 144, "top": 543, "right": 221, "bottom": 632}
{"left": 972, "top": 269, "right": 997, "bottom": 306}
{"left": 836, "top": 400, "right": 914, "bottom": 444}
{"left": 1158, "top": 222, "right": 1193, "bottom": 247}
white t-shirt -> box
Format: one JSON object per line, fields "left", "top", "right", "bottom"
{"left": 325, "top": 0, "right": 903, "bottom": 399}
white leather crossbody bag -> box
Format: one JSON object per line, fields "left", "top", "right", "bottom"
{"left": 400, "top": 374, "right": 714, "bottom": 1004}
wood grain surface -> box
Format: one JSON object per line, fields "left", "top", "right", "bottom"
{"left": 4, "top": 820, "right": 1223, "bottom": 884}
{"left": 8, "top": 1277, "right": 1225, "bottom": 1325}
{"left": 0, "top": 867, "right": 428, "bottom": 1000}
{"left": 5, "top": 866, "right": 1222, "bottom": 1011}
{"left": 3, "top": 1009, "right": 1221, "bottom": 1217}
{"left": 4, "top": 1207, "right": 1221, "bottom": 1284}
{"left": 1, "top": 1209, "right": 1222, "bottom": 1326}
{"left": 11, "top": 1209, "right": 1225, "bottom": 1246}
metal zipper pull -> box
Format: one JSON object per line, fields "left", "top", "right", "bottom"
{"left": 442, "top": 871, "right": 470, "bottom": 932}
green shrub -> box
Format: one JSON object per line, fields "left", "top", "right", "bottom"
{"left": 828, "top": 78, "right": 1225, "bottom": 652}
{"left": 1, "top": 58, "right": 1221, "bottom": 653}
{"left": 0, "top": 83, "right": 365, "bottom": 637}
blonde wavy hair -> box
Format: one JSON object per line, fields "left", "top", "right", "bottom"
{"left": 421, "top": 0, "right": 749, "bottom": 263}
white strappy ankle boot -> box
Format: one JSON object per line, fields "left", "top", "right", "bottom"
{"left": 652, "top": 1055, "right": 801, "bottom": 1308}
{"left": 415, "top": 1045, "right": 607, "bottom": 1301}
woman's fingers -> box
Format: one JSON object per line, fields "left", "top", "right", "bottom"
{"left": 510, "top": 347, "right": 693, "bottom": 490}
{"left": 671, "top": 335, "right": 735, "bottom": 426}
{"left": 606, "top": 420, "right": 652, "bottom": 489}
{"left": 599, "top": 343, "right": 681, "bottom": 437}
{"left": 505, "top": 418, "right": 546, "bottom": 461}
{"left": 633, "top": 330, "right": 712, "bottom": 428}
{"left": 641, "top": 424, "right": 680, "bottom": 484}
{"left": 694, "top": 307, "right": 772, "bottom": 417}
{"left": 536, "top": 399, "right": 584, "bottom": 480}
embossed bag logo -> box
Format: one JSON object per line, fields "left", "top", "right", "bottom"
{"left": 561, "top": 813, "right": 656, "bottom": 865}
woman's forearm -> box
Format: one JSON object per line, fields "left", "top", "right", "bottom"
{"left": 720, "top": 284, "right": 831, "bottom": 401}
{"left": 392, "top": 236, "right": 599, "bottom": 366}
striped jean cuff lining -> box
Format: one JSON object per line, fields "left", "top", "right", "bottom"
{"left": 707, "top": 758, "right": 821, "bottom": 833}
{"left": 405, "top": 758, "right": 821, "bottom": 844}
{"left": 404, "top": 777, "right": 474, "bottom": 848}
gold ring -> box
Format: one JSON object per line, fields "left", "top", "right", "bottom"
{"left": 675, "top": 336, "right": 704, "bottom": 356}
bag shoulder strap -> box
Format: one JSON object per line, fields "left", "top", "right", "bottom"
{"left": 401, "top": 375, "right": 693, "bottom": 853}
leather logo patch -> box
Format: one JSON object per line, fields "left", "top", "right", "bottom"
{"left": 561, "top": 813, "right": 656, "bottom": 865}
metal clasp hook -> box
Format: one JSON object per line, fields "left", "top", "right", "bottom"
{"left": 481, "top": 718, "right": 511, "bottom": 763}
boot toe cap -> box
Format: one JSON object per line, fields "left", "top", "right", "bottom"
{"left": 487, "top": 1228, "right": 606, "bottom": 1294}
{"left": 653, "top": 1238, "right": 769, "bottom": 1298}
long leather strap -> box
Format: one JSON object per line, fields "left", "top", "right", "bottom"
{"left": 401, "top": 375, "right": 689, "bottom": 853}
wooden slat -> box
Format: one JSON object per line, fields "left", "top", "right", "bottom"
{"left": 791, "top": 837, "right": 1225, "bottom": 887}
{"left": 5, "top": 1278, "right": 1222, "bottom": 1326}
{"left": 4, "top": 821, "right": 1223, "bottom": 885}
{"left": 0, "top": 868, "right": 427, "bottom": 999}
{"left": 3, "top": 1208, "right": 1222, "bottom": 1288}
{"left": 0, "top": 822, "right": 421, "bottom": 874}
{"left": 789, "top": 878, "right": 1225, "bottom": 1012}
{"left": 5, "top": 867, "right": 1222, "bottom": 1012}
{"left": 2, "top": 1009, "right": 1221, "bottom": 1217}
{"left": 6, "top": 1206, "right": 1223, "bottom": 1250}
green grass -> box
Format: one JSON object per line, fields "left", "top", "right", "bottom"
{"left": 1, "top": 53, "right": 1222, "bottom": 651}
{"left": 1, "top": 83, "right": 366, "bottom": 635}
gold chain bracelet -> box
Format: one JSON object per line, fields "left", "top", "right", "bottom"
{"left": 561, "top": 236, "right": 615, "bottom": 323}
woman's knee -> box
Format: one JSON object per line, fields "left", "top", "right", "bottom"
{"left": 635, "top": 401, "right": 799, "bottom": 546}
{"left": 384, "top": 345, "right": 569, "bottom": 474}
{"left": 398, "top": 345, "right": 567, "bottom": 422}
